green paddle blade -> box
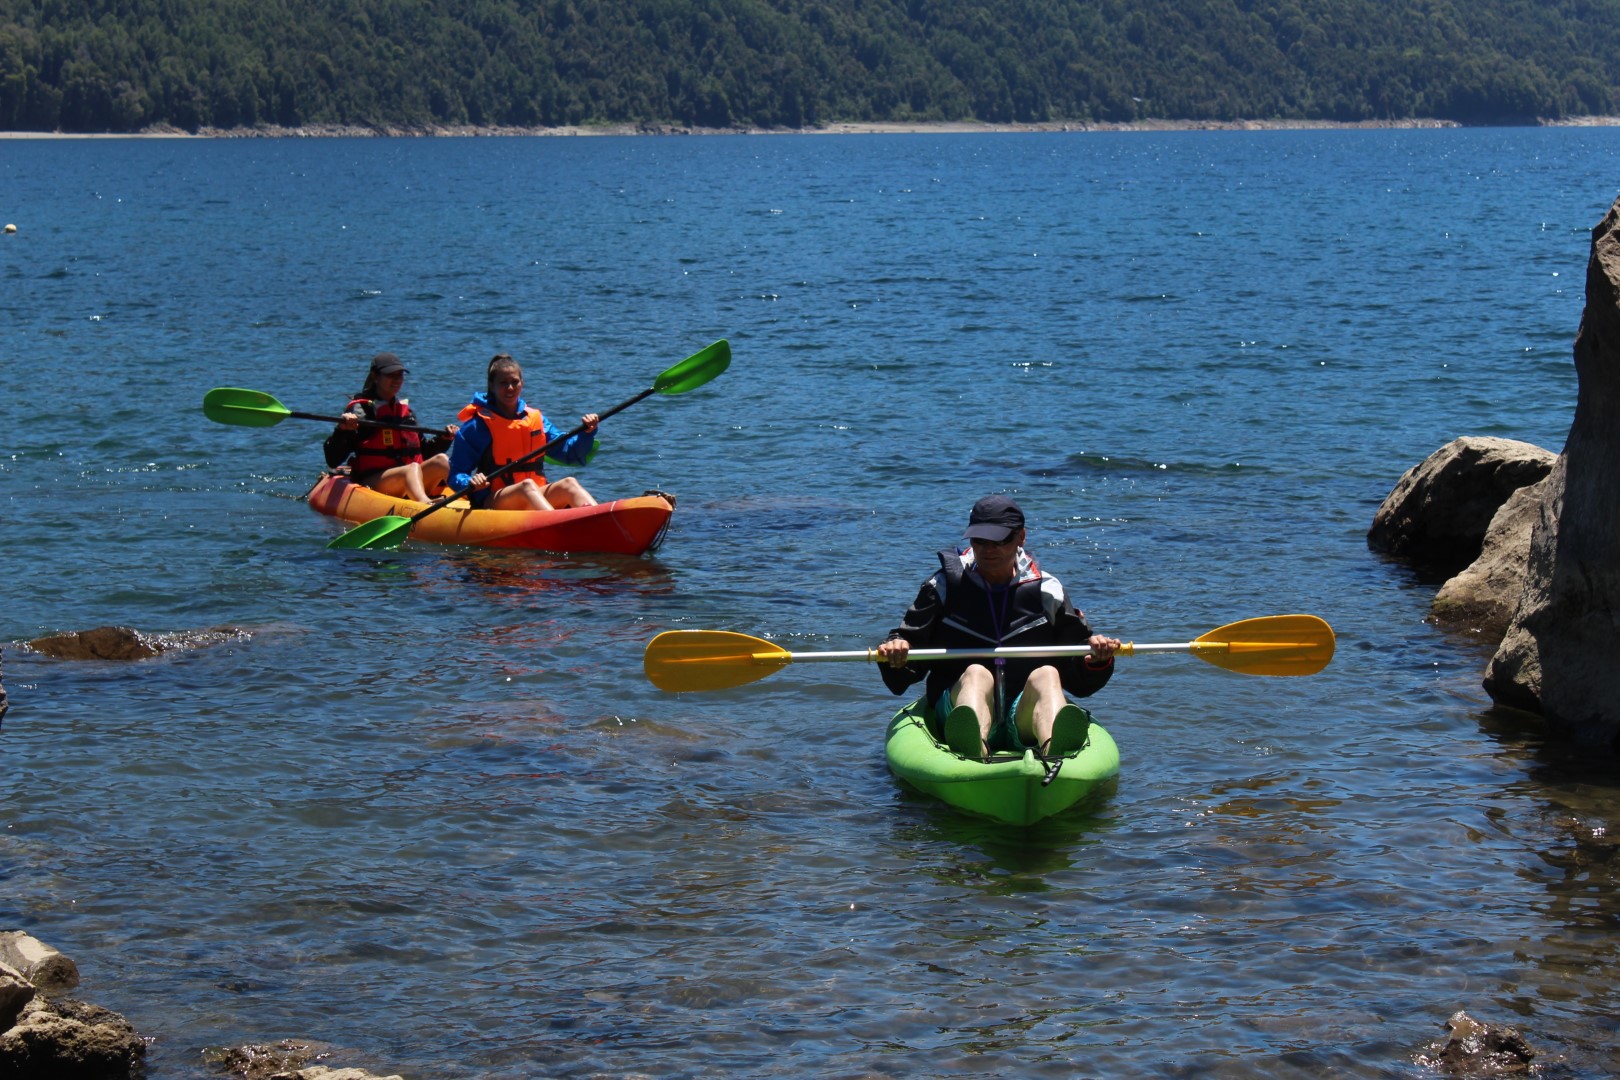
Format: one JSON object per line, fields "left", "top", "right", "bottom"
{"left": 546, "top": 438, "right": 600, "bottom": 469}
{"left": 203, "top": 387, "right": 292, "bottom": 427}
{"left": 325, "top": 514, "right": 412, "bottom": 551}
{"left": 653, "top": 339, "right": 730, "bottom": 395}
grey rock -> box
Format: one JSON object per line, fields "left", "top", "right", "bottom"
{"left": 1486, "top": 195, "right": 1620, "bottom": 746}
{"left": 1432, "top": 478, "right": 1548, "bottom": 643}
{"left": 1368, "top": 436, "right": 1556, "bottom": 576}
{"left": 0, "top": 931, "right": 81, "bottom": 995}
{"left": 0, "top": 996, "right": 145, "bottom": 1079}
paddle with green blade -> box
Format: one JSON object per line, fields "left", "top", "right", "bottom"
{"left": 643, "top": 614, "right": 1335, "bottom": 692}
{"left": 325, "top": 338, "right": 731, "bottom": 551}
{"left": 202, "top": 387, "right": 448, "bottom": 436}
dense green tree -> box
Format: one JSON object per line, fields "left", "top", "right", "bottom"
{"left": 0, "top": 0, "right": 1618, "bottom": 132}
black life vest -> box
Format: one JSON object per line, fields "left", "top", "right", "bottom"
{"left": 921, "top": 548, "right": 1057, "bottom": 705}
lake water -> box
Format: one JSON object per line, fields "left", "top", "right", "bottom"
{"left": 3, "top": 127, "right": 1619, "bottom": 1078}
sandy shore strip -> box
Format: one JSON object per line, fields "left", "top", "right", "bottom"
{"left": 3, "top": 117, "right": 1619, "bottom": 138}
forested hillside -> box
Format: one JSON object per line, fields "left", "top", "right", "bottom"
{"left": 2, "top": 0, "right": 1618, "bottom": 133}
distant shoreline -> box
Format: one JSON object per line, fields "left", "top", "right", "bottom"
{"left": 5, "top": 116, "right": 1620, "bottom": 139}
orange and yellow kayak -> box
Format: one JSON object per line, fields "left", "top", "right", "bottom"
{"left": 305, "top": 473, "right": 673, "bottom": 555}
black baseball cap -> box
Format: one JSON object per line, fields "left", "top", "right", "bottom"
{"left": 963, "top": 494, "right": 1025, "bottom": 542}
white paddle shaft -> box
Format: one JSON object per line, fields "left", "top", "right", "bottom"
{"left": 774, "top": 641, "right": 1218, "bottom": 664}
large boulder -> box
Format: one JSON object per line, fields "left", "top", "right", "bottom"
{"left": 1432, "top": 477, "right": 1549, "bottom": 642}
{"left": 0, "top": 996, "right": 145, "bottom": 1079}
{"left": 1368, "top": 437, "right": 1556, "bottom": 575}
{"left": 1486, "top": 196, "right": 1620, "bottom": 745}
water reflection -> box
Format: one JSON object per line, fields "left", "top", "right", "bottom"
{"left": 443, "top": 548, "right": 676, "bottom": 599}
{"left": 890, "top": 784, "right": 1121, "bottom": 890}
{"left": 324, "top": 545, "right": 676, "bottom": 601}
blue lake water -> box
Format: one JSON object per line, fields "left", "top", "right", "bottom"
{"left": 3, "top": 127, "right": 1619, "bottom": 1077}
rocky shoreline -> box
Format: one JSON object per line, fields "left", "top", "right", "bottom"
{"left": 1371, "top": 193, "right": 1620, "bottom": 748}
{"left": 1, "top": 931, "right": 402, "bottom": 1080}
{"left": 4, "top": 115, "right": 1620, "bottom": 139}
{"left": 0, "top": 926, "right": 1536, "bottom": 1078}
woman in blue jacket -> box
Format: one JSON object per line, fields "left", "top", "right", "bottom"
{"left": 447, "top": 353, "right": 599, "bottom": 510}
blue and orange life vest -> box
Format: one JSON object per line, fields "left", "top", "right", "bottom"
{"left": 348, "top": 398, "right": 423, "bottom": 473}
{"left": 456, "top": 400, "right": 548, "bottom": 490}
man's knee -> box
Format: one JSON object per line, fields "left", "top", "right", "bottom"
{"left": 1027, "top": 664, "right": 1063, "bottom": 689}
{"left": 955, "top": 664, "right": 993, "bottom": 694}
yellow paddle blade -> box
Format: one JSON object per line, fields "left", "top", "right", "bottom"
{"left": 644, "top": 630, "right": 793, "bottom": 692}
{"left": 1188, "top": 614, "right": 1335, "bottom": 676}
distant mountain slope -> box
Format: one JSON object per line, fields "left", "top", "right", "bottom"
{"left": 2, "top": 0, "right": 1618, "bottom": 132}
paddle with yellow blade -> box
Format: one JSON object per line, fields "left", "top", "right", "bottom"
{"left": 643, "top": 614, "right": 1335, "bottom": 692}
{"left": 325, "top": 338, "right": 731, "bottom": 550}
{"left": 202, "top": 387, "right": 450, "bottom": 436}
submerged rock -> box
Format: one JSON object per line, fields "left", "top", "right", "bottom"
{"left": 211, "top": 1039, "right": 404, "bottom": 1080}
{"left": 214, "top": 1040, "right": 324, "bottom": 1079}
{"left": 26, "top": 626, "right": 160, "bottom": 660}
{"left": 1486, "top": 195, "right": 1620, "bottom": 745}
{"left": 24, "top": 625, "right": 248, "bottom": 661}
{"left": 1416, "top": 1010, "right": 1535, "bottom": 1075}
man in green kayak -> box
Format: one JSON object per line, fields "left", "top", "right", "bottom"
{"left": 876, "top": 494, "right": 1121, "bottom": 760}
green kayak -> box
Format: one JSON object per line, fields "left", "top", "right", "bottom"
{"left": 884, "top": 698, "right": 1120, "bottom": 826}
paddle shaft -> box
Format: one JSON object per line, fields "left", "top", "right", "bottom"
{"left": 201, "top": 388, "right": 447, "bottom": 435}
{"left": 304, "top": 410, "right": 446, "bottom": 436}
{"left": 401, "top": 386, "right": 656, "bottom": 525}
{"left": 643, "top": 615, "right": 1335, "bottom": 691}
{"left": 750, "top": 642, "right": 1236, "bottom": 664}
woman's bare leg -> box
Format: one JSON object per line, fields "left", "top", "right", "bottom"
{"left": 487, "top": 478, "right": 553, "bottom": 511}
{"left": 359, "top": 463, "right": 429, "bottom": 503}
{"left": 540, "top": 476, "right": 597, "bottom": 508}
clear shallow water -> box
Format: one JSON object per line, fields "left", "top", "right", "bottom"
{"left": 3, "top": 128, "right": 1619, "bottom": 1077}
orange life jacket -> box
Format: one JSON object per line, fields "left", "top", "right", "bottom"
{"left": 456, "top": 400, "right": 547, "bottom": 490}
{"left": 348, "top": 398, "right": 422, "bottom": 473}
